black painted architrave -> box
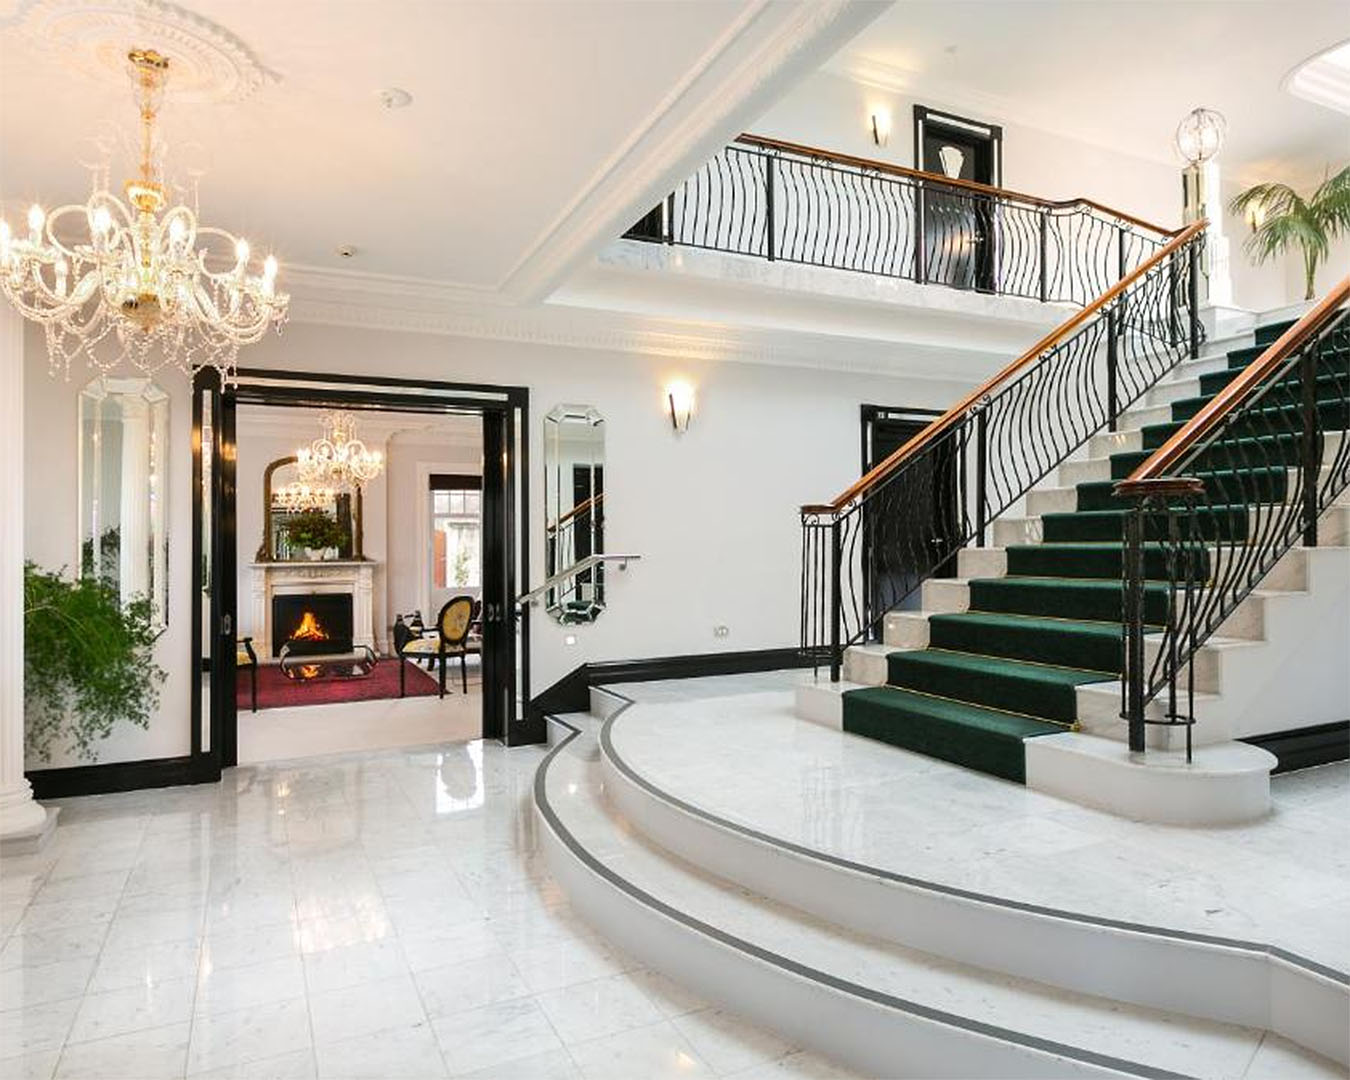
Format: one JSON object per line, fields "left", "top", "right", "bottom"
{"left": 526, "top": 646, "right": 815, "bottom": 730}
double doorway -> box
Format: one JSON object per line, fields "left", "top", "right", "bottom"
{"left": 188, "top": 368, "right": 532, "bottom": 777}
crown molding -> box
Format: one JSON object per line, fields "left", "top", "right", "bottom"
{"left": 494, "top": 0, "right": 889, "bottom": 304}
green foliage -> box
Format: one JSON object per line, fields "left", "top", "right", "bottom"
{"left": 1229, "top": 165, "right": 1350, "bottom": 300}
{"left": 23, "top": 562, "right": 165, "bottom": 762}
{"left": 283, "top": 509, "right": 345, "bottom": 552}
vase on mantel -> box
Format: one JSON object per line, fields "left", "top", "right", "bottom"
{"left": 304, "top": 547, "right": 339, "bottom": 561}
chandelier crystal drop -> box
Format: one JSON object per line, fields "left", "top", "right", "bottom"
{"left": 296, "top": 411, "right": 384, "bottom": 491}
{"left": 0, "top": 48, "right": 289, "bottom": 382}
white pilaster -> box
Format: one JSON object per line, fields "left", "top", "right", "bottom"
{"left": 0, "top": 307, "right": 52, "bottom": 847}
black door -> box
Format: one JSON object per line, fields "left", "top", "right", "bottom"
{"left": 189, "top": 370, "right": 238, "bottom": 778}
{"left": 860, "top": 405, "right": 958, "bottom": 634}
{"left": 480, "top": 409, "right": 517, "bottom": 742}
{"left": 915, "top": 107, "right": 1001, "bottom": 293}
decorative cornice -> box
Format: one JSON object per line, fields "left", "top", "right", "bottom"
{"left": 16, "top": 0, "right": 279, "bottom": 103}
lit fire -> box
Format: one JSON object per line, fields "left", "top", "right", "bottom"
{"left": 292, "top": 611, "right": 329, "bottom": 642}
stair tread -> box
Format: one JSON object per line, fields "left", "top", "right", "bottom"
{"left": 930, "top": 611, "right": 1123, "bottom": 637}
{"left": 543, "top": 720, "right": 1271, "bottom": 1076}
{"left": 891, "top": 646, "right": 1114, "bottom": 684}
{"left": 847, "top": 684, "right": 1062, "bottom": 737}
{"left": 972, "top": 574, "right": 1164, "bottom": 593}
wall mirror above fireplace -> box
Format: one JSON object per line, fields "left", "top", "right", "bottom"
{"left": 78, "top": 377, "right": 170, "bottom": 633}
{"left": 543, "top": 404, "right": 606, "bottom": 624}
{"left": 259, "top": 456, "right": 364, "bottom": 561}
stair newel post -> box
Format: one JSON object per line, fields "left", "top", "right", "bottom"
{"left": 1038, "top": 209, "right": 1049, "bottom": 302}
{"left": 764, "top": 152, "right": 776, "bottom": 262}
{"left": 1300, "top": 344, "right": 1320, "bottom": 547}
{"left": 1120, "top": 493, "right": 1149, "bottom": 754}
{"left": 1187, "top": 238, "right": 1201, "bottom": 360}
{"left": 829, "top": 514, "right": 843, "bottom": 683}
{"left": 974, "top": 404, "right": 989, "bottom": 547}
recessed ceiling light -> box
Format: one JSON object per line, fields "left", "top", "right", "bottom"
{"left": 337, "top": 245, "right": 357, "bottom": 259}
{"left": 377, "top": 87, "right": 413, "bottom": 110}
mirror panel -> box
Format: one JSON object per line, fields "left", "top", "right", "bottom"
{"left": 78, "top": 377, "right": 170, "bottom": 632}
{"left": 259, "top": 456, "right": 362, "bottom": 561}
{"left": 543, "top": 404, "right": 605, "bottom": 624}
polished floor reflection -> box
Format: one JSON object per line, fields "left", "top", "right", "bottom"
{"left": 0, "top": 739, "right": 849, "bottom": 1079}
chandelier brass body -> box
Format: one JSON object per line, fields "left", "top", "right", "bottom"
{"left": 0, "top": 48, "right": 289, "bottom": 380}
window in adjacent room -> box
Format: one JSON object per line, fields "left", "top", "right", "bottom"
{"left": 430, "top": 474, "right": 482, "bottom": 591}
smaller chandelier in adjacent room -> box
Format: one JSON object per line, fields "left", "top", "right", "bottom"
{"left": 296, "top": 411, "right": 384, "bottom": 491}
{"left": 0, "top": 47, "right": 288, "bottom": 381}
{"left": 273, "top": 481, "right": 337, "bottom": 513}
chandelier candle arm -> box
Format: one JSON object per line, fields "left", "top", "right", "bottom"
{"left": 0, "top": 47, "right": 288, "bottom": 381}
{"left": 296, "top": 411, "right": 385, "bottom": 492}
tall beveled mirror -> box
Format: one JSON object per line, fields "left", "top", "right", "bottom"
{"left": 543, "top": 404, "right": 605, "bottom": 624}
{"left": 78, "top": 377, "right": 170, "bottom": 632}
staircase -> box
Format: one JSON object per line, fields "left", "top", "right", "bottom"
{"left": 838, "top": 313, "right": 1350, "bottom": 784}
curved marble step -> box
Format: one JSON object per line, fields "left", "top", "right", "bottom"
{"left": 597, "top": 697, "right": 1349, "bottom": 1070}
{"left": 535, "top": 713, "right": 1303, "bottom": 1079}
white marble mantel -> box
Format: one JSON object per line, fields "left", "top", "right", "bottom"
{"left": 249, "top": 560, "right": 377, "bottom": 658}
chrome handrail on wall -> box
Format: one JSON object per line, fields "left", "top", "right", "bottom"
{"left": 516, "top": 554, "right": 642, "bottom": 608}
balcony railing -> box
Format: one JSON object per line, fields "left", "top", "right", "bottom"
{"left": 627, "top": 134, "right": 1182, "bottom": 307}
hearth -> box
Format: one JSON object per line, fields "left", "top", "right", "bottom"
{"left": 272, "top": 593, "right": 354, "bottom": 657}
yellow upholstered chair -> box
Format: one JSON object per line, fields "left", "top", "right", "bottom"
{"left": 236, "top": 636, "right": 259, "bottom": 712}
{"left": 397, "top": 595, "right": 480, "bottom": 698}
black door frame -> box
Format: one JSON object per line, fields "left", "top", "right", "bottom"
{"left": 190, "top": 368, "right": 531, "bottom": 779}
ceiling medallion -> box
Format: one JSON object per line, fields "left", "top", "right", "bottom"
{"left": 296, "top": 411, "right": 385, "bottom": 492}
{"left": 17, "top": 0, "right": 278, "bottom": 103}
{"left": 0, "top": 47, "right": 288, "bottom": 381}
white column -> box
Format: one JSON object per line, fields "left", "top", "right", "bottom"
{"left": 0, "top": 306, "right": 52, "bottom": 844}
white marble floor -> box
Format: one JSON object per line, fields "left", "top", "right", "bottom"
{"left": 0, "top": 736, "right": 855, "bottom": 1079}
{"left": 238, "top": 680, "right": 482, "bottom": 765}
{"left": 606, "top": 672, "right": 1350, "bottom": 976}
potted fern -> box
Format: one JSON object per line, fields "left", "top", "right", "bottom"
{"left": 1229, "top": 166, "right": 1350, "bottom": 300}
{"left": 283, "top": 509, "right": 346, "bottom": 560}
{"left": 24, "top": 562, "right": 165, "bottom": 761}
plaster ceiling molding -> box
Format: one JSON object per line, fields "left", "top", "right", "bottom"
{"left": 497, "top": 0, "right": 889, "bottom": 304}
{"left": 1284, "top": 38, "right": 1350, "bottom": 117}
{"left": 16, "top": 0, "right": 278, "bottom": 103}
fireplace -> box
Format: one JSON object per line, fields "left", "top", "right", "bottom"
{"left": 272, "top": 593, "right": 354, "bottom": 657}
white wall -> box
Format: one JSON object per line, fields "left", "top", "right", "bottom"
{"left": 22, "top": 317, "right": 968, "bottom": 764}
{"left": 383, "top": 431, "right": 483, "bottom": 632}
{"left": 23, "top": 323, "right": 195, "bottom": 768}
{"left": 753, "top": 70, "right": 1346, "bottom": 312}
{"left": 237, "top": 324, "right": 972, "bottom": 694}
{"left": 752, "top": 70, "right": 1179, "bottom": 235}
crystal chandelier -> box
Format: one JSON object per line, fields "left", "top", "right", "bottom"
{"left": 0, "top": 48, "right": 288, "bottom": 382}
{"left": 296, "top": 411, "right": 384, "bottom": 491}
{"left": 273, "top": 481, "right": 336, "bottom": 513}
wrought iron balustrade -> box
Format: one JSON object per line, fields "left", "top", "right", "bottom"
{"left": 800, "top": 222, "right": 1207, "bottom": 679}
{"left": 1115, "top": 278, "right": 1350, "bottom": 759}
{"left": 627, "top": 134, "right": 1178, "bottom": 306}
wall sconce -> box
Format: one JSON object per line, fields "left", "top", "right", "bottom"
{"left": 870, "top": 107, "right": 891, "bottom": 148}
{"left": 1245, "top": 199, "right": 1267, "bottom": 233}
{"left": 666, "top": 380, "right": 695, "bottom": 433}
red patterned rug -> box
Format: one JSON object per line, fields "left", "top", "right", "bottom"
{"left": 237, "top": 657, "right": 443, "bottom": 710}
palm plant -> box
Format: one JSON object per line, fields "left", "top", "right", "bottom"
{"left": 1229, "top": 166, "right": 1350, "bottom": 300}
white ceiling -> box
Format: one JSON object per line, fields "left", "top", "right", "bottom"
{"left": 827, "top": 0, "right": 1350, "bottom": 186}
{"left": 0, "top": 0, "right": 880, "bottom": 301}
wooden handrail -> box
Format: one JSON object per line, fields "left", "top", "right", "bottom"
{"left": 801, "top": 219, "right": 1208, "bottom": 515}
{"left": 1116, "top": 273, "right": 1350, "bottom": 496}
{"left": 549, "top": 492, "right": 604, "bottom": 531}
{"left": 736, "top": 134, "right": 1181, "bottom": 239}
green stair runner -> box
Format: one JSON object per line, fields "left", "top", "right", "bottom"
{"left": 841, "top": 317, "right": 1339, "bottom": 783}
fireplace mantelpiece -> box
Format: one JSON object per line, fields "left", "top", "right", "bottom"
{"left": 249, "top": 560, "right": 377, "bottom": 659}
